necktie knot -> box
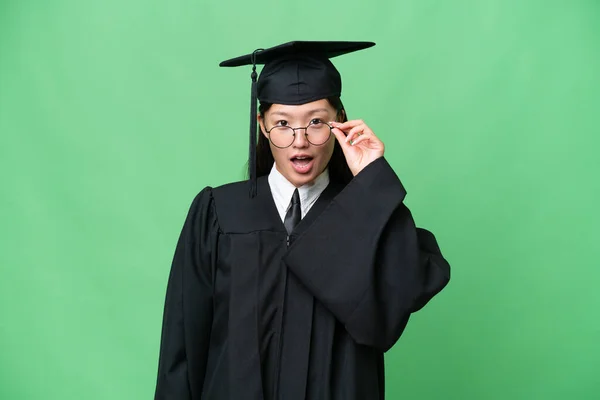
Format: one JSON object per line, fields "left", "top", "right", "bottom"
{"left": 284, "top": 189, "right": 301, "bottom": 235}
{"left": 291, "top": 189, "right": 300, "bottom": 205}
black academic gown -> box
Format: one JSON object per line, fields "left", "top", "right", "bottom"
{"left": 154, "top": 157, "right": 451, "bottom": 400}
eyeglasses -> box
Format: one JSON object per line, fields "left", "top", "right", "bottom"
{"left": 265, "top": 120, "right": 333, "bottom": 149}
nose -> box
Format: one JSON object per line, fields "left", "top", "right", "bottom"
{"left": 292, "top": 128, "right": 309, "bottom": 148}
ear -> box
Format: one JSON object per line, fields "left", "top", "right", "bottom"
{"left": 337, "top": 109, "right": 347, "bottom": 123}
{"left": 257, "top": 114, "right": 268, "bottom": 138}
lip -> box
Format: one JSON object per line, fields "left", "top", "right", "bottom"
{"left": 289, "top": 153, "right": 313, "bottom": 160}
{"left": 289, "top": 154, "right": 315, "bottom": 174}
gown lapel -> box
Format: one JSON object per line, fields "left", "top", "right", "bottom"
{"left": 228, "top": 175, "right": 344, "bottom": 400}
{"left": 228, "top": 178, "right": 284, "bottom": 400}
{"left": 277, "top": 182, "right": 343, "bottom": 400}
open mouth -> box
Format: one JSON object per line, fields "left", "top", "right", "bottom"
{"left": 290, "top": 155, "right": 314, "bottom": 173}
{"left": 291, "top": 156, "right": 313, "bottom": 166}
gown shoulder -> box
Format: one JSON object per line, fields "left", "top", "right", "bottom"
{"left": 210, "top": 176, "right": 285, "bottom": 234}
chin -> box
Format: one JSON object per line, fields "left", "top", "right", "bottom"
{"left": 278, "top": 158, "right": 325, "bottom": 187}
{"left": 293, "top": 176, "right": 315, "bottom": 186}
{"left": 291, "top": 169, "right": 321, "bottom": 187}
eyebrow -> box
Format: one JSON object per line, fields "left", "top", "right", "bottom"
{"left": 269, "top": 108, "right": 331, "bottom": 118}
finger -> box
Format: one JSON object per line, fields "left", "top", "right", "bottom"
{"left": 330, "top": 119, "right": 365, "bottom": 131}
{"left": 332, "top": 120, "right": 364, "bottom": 131}
{"left": 331, "top": 127, "right": 353, "bottom": 150}
{"left": 350, "top": 134, "right": 370, "bottom": 146}
{"left": 352, "top": 131, "right": 385, "bottom": 149}
{"left": 344, "top": 124, "right": 367, "bottom": 144}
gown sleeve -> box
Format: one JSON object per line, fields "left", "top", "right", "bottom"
{"left": 283, "top": 157, "right": 451, "bottom": 352}
{"left": 154, "top": 187, "right": 217, "bottom": 399}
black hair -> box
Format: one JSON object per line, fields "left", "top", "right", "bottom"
{"left": 255, "top": 97, "right": 353, "bottom": 185}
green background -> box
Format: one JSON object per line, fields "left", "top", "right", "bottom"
{"left": 1, "top": 0, "right": 599, "bottom": 399}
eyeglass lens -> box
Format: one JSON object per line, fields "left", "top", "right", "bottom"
{"left": 269, "top": 122, "right": 331, "bottom": 148}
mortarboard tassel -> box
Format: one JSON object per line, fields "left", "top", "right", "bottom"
{"left": 248, "top": 49, "right": 263, "bottom": 198}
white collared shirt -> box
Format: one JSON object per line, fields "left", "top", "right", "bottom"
{"left": 268, "top": 163, "right": 330, "bottom": 222}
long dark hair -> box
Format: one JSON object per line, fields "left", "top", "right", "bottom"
{"left": 255, "top": 97, "right": 353, "bottom": 185}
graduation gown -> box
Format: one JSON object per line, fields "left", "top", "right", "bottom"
{"left": 154, "top": 157, "right": 451, "bottom": 400}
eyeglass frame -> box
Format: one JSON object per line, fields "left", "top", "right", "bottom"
{"left": 263, "top": 120, "right": 334, "bottom": 149}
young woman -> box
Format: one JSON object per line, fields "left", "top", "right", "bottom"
{"left": 154, "top": 41, "right": 451, "bottom": 400}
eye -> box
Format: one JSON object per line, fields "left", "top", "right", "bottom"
{"left": 275, "top": 120, "right": 288, "bottom": 127}
{"left": 309, "top": 118, "right": 324, "bottom": 126}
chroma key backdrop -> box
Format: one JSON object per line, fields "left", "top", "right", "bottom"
{"left": 1, "top": 0, "right": 599, "bottom": 399}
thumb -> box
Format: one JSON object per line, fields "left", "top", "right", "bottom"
{"left": 332, "top": 127, "right": 352, "bottom": 152}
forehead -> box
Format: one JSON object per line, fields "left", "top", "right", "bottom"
{"left": 267, "top": 99, "right": 335, "bottom": 118}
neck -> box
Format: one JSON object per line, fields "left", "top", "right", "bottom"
{"left": 275, "top": 164, "right": 326, "bottom": 188}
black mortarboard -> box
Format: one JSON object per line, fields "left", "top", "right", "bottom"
{"left": 219, "top": 40, "right": 375, "bottom": 197}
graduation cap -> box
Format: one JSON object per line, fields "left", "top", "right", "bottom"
{"left": 219, "top": 40, "right": 376, "bottom": 197}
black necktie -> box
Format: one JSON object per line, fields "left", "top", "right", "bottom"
{"left": 284, "top": 189, "right": 301, "bottom": 235}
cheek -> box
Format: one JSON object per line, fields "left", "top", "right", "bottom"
{"left": 316, "top": 140, "right": 335, "bottom": 164}
{"left": 325, "top": 140, "right": 336, "bottom": 158}
{"left": 269, "top": 143, "right": 286, "bottom": 162}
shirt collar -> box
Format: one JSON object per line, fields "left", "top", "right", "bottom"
{"left": 268, "top": 163, "right": 330, "bottom": 218}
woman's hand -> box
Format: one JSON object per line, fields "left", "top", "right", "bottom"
{"left": 330, "top": 119, "right": 385, "bottom": 176}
